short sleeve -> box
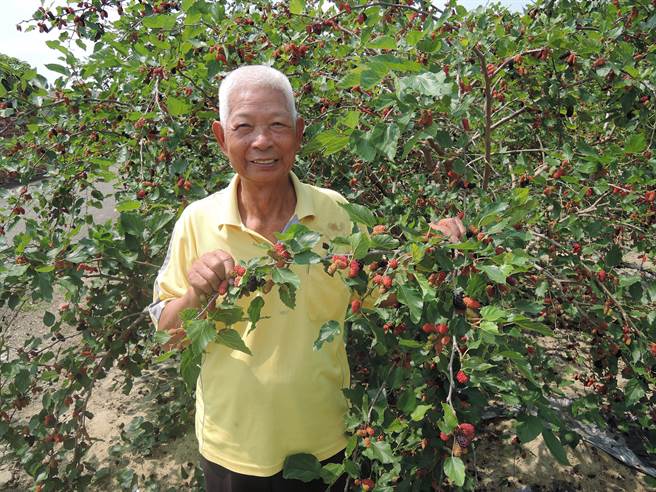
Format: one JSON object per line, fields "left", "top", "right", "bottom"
{"left": 147, "top": 211, "right": 196, "bottom": 329}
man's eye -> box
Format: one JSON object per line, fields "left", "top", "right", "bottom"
{"left": 234, "top": 124, "right": 250, "bottom": 130}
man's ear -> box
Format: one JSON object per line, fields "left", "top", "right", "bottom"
{"left": 212, "top": 120, "right": 227, "bottom": 154}
{"left": 294, "top": 117, "right": 305, "bottom": 150}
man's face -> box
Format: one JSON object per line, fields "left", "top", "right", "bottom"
{"left": 212, "top": 86, "right": 304, "bottom": 186}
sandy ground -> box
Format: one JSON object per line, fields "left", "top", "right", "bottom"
{"left": 0, "top": 291, "right": 200, "bottom": 491}
{"left": 475, "top": 419, "right": 653, "bottom": 491}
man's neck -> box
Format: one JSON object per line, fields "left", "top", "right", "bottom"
{"left": 236, "top": 175, "right": 297, "bottom": 235}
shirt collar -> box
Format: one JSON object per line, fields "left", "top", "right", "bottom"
{"left": 216, "top": 171, "right": 316, "bottom": 228}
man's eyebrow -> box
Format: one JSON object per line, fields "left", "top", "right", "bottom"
{"left": 230, "top": 110, "right": 292, "bottom": 120}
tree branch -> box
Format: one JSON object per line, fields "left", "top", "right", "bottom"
{"left": 473, "top": 45, "right": 493, "bottom": 191}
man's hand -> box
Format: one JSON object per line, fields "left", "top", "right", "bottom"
{"left": 162, "top": 327, "right": 189, "bottom": 352}
{"left": 187, "top": 249, "right": 235, "bottom": 305}
{"left": 429, "top": 217, "right": 466, "bottom": 243}
{"left": 158, "top": 249, "right": 235, "bottom": 351}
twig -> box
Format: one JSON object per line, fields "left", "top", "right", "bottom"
{"left": 446, "top": 337, "right": 457, "bottom": 409}
{"left": 73, "top": 310, "right": 150, "bottom": 467}
{"left": 491, "top": 48, "right": 546, "bottom": 78}
{"left": 350, "top": 2, "right": 443, "bottom": 21}
{"left": 558, "top": 194, "right": 608, "bottom": 223}
{"left": 473, "top": 45, "right": 493, "bottom": 190}
{"left": 196, "top": 292, "right": 220, "bottom": 320}
{"left": 139, "top": 137, "right": 145, "bottom": 182}
{"left": 530, "top": 231, "right": 644, "bottom": 338}
{"left": 490, "top": 105, "right": 528, "bottom": 131}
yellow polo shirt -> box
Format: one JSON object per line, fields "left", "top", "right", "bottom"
{"left": 149, "top": 172, "right": 353, "bottom": 476}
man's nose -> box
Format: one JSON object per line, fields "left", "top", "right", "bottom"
{"left": 251, "top": 127, "right": 273, "bottom": 149}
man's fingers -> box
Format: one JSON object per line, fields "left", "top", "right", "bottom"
{"left": 448, "top": 223, "right": 461, "bottom": 243}
{"left": 162, "top": 327, "right": 186, "bottom": 351}
{"left": 454, "top": 218, "right": 466, "bottom": 238}
{"left": 205, "top": 250, "right": 235, "bottom": 281}
{"left": 218, "top": 252, "right": 235, "bottom": 278}
{"left": 429, "top": 219, "right": 465, "bottom": 243}
{"left": 194, "top": 265, "right": 221, "bottom": 293}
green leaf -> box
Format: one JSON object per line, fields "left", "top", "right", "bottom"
{"left": 396, "top": 284, "right": 423, "bottom": 323}
{"left": 398, "top": 338, "right": 423, "bottom": 348}
{"left": 624, "top": 133, "right": 646, "bottom": 154}
{"left": 397, "top": 388, "right": 417, "bottom": 413}
{"left": 399, "top": 71, "right": 452, "bottom": 97}
{"left": 215, "top": 328, "right": 252, "bottom": 356}
{"left": 289, "top": 0, "right": 305, "bottom": 15}
{"left": 15, "top": 369, "right": 30, "bottom": 393}
{"left": 480, "top": 321, "right": 499, "bottom": 334}
{"left": 362, "top": 440, "right": 395, "bottom": 464}
{"left": 410, "top": 404, "right": 432, "bottom": 421}
{"left": 209, "top": 305, "right": 244, "bottom": 325}
{"left": 605, "top": 245, "right": 622, "bottom": 268}
{"left": 480, "top": 306, "right": 507, "bottom": 322}
{"left": 167, "top": 96, "right": 191, "bottom": 116}
{"left": 278, "top": 284, "right": 296, "bottom": 309}
{"left": 180, "top": 348, "right": 200, "bottom": 390}
{"left": 542, "top": 429, "right": 570, "bottom": 465}
{"left": 369, "top": 234, "right": 399, "bottom": 249}
{"left": 186, "top": 319, "right": 216, "bottom": 354}
{"left": 338, "top": 110, "right": 360, "bottom": 130}
{"left": 367, "top": 35, "right": 396, "bottom": 50}
{"left": 315, "top": 130, "right": 350, "bottom": 156}
{"left": 35, "top": 265, "right": 55, "bottom": 273}
{"left": 360, "top": 64, "right": 390, "bottom": 90}
{"left": 180, "top": 308, "right": 197, "bottom": 322}
{"left": 282, "top": 453, "right": 321, "bottom": 482}
{"left": 272, "top": 268, "right": 301, "bottom": 289}
{"left": 143, "top": 14, "right": 178, "bottom": 29}
{"left": 248, "top": 296, "right": 264, "bottom": 324}
{"left": 45, "top": 64, "right": 70, "bottom": 76}
{"left": 294, "top": 251, "right": 322, "bottom": 264}
{"left": 624, "top": 378, "right": 646, "bottom": 406}
{"left": 443, "top": 457, "right": 465, "bottom": 487}
{"left": 43, "top": 311, "right": 55, "bottom": 326}
{"left": 115, "top": 200, "right": 141, "bottom": 212}
{"left": 379, "top": 123, "right": 400, "bottom": 160}
{"left": 441, "top": 403, "right": 458, "bottom": 432}
{"left": 339, "top": 202, "right": 376, "bottom": 227}
{"left": 349, "top": 232, "right": 370, "bottom": 260}
{"left": 288, "top": 227, "right": 321, "bottom": 250}
{"left": 319, "top": 463, "right": 344, "bottom": 485}
{"left": 313, "top": 320, "right": 341, "bottom": 351}
{"left": 120, "top": 212, "right": 145, "bottom": 237}
{"left": 478, "top": 265, "right": 508, "bottom": 284}
{"left": 337, "top": 68, "right": 362, "bottom": 89}
{"left": 0, "top": 421, "right": 8, "bottom": 438}
{"left": 516, "top": 416, "right": 543, "bottom": 443}
{"left": 619, "top": 275, "right": 640, "bottom": 288}
{"left": 513, "top": 318, "right": 553, "bottom": 336}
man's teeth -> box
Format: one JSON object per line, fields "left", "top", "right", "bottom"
{"left": 252, "top": 159, "right": 276, "bottom": 164}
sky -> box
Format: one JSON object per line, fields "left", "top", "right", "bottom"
{"left": 1, "top": 0, "right": 529, "bottom": 83}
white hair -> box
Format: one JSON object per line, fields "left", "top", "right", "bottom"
{"left": 218, "top": 65, "right": 297, "bottom": 124}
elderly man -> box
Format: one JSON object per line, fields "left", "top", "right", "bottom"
{"left": 149, "top": 65, "right": 464, "bottom": 491}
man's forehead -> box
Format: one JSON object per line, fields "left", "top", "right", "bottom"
{"left": 228, "top": 87, "right": 291, "bottom": 115}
